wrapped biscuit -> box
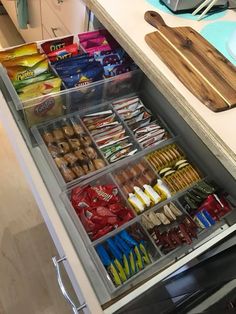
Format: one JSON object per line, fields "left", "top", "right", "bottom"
{"left": 0, "top": 43, "right": 38, "bottom": 62}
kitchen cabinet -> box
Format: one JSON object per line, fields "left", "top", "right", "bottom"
{"left": 41, "top": 0, "right": 87, "bottom": 39}
{"left": 2, "top": 0, "right": 87, "bottom": 42}
{"left": 1, "top": 0, "right": 43, "bottom": 41}
{"left": 0, "top": 2, "right": 236, "bottom": 313}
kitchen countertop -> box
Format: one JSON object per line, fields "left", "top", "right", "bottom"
{"left": 84, "top": 0, "right": 236, "bottom": 178}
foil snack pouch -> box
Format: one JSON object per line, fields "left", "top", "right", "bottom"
{"left": 7, "top": 59, "right": 49, "bottom": 82}
{"left": 41, "top": 36, "right": 74, "bottom": 54}
{"left": 18, "top": 77, "right": 62, "bottom": 101}
{"left": 13, "top": 72, "right": 54, "bottom": 90}
{"left": 2, "top": 53, "right": 46, "bottom": 68}
{"left": 0, "top": 43, "right": 38, "bottom": 63}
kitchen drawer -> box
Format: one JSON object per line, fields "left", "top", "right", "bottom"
{"left": 45, "top": 0, "right": 87, "bottom": 34}
{"left": 41, "top": 0, "right": 70, "bottom": 38}
{"left": 42, "top": 26, "right": 53, "bottom": 40}
{"left": 2, "top": 67, "right": 236, "bottom": 312}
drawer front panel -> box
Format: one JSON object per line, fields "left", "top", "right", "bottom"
{"left": 46, "top": 0, "right": 86, "bottom": 34}
{"left": 41, "top": 0, "right": 70, "bottom": 38}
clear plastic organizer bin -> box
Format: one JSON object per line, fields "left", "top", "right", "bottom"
{"left": 0, "top": 30, "right": 143, "bottom": 129}
{"left": 31, "top": 97, "right": 174, "bottom": 188}
{"left": 60, "top": 142, "right": 236, "bottom": 294}
{"left": 0, "top": 62, "right": 143, "bottom": 129}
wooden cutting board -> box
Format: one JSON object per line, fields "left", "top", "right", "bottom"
{"left": 144, "top": 11, "right": 236, "bottom": 112}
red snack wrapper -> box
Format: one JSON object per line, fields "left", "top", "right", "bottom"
{"left": 41, "top": 36, "right": 74, "bottom": 54}
{"left": 47, "top": 43, "right": 79, "bottom": 62}
{"left": 198, "top": 194, "right": 231, "bottom": 220}
{"left": 70, "top": 184, "right": 134, "bottom": 240}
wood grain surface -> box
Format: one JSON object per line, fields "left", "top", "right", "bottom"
{"left": 145, "top": 11, "right": 236, "bottom": 112}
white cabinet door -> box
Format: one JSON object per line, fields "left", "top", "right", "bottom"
{"left": 2, "top": 0, "right": 43, "bottom": 41}
{"left": 45, "top": 0, "right": 87, "bottom": 33}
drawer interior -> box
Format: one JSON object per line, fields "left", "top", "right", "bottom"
{"left": 2, "top": 62, "right": 236, "bottom": 306}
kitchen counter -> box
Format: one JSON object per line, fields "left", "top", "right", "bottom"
{"left": 84, "top": 0, "right": 236, "bottom": 178}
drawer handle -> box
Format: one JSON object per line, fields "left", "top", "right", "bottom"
{"left": 52, "top": 256, "right": 87, "bottom": 314}
{"left": 51, "top": 27, "right": 59, "bottom": 37}
{"left": 57, "top": 0, "right": 64, "bottom": 3}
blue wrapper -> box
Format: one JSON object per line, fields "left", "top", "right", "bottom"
{"left": 196, "top": 212, "right": 211, "bottom": 228}
{"left": 55, "top": 60, "right": 99, "bottom": 77}
{"left": 52, "top": 53, "right": 89, "bottom": 66}
{"left": 62, "top": 64, "right": 104, "bottom": 88}
{"left": 202, "top": 209, "right": 216, "bottom": 226}
{"left": 104, "top": 62, "right": 138, "bottom": 78}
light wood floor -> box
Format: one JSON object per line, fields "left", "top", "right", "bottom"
{"left": 0, "top": 13, "right": 73, "bottom": 314}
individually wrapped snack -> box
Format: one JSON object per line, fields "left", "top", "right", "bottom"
{"left": 2, "top": 53, "right": 46, "bottom": 68}
{"left": 41, "top": 36, "right": 74, "bottom": 54}
{"left": 18, "top": 77, "right": 62, "bottom": 100}
{"left": 103, "top": 62, "right": 138, "bottom": 78}
{"left": 62, "top": 64, "right": 104, "bottom": 88}
{"left": 134, "top": 186, "right": 151, "bottom": 207}
{"left": 108, "top": 148, "right": 137, "bottom": 163}
{"left": 102, "top": 140, "right": 132, "bottom": 159}
{"left": 0, "top": 43, "right": 38, "bottom": 62}
{"left": 144, "top": 185, "right": 161, "bottom": 204}
{"left": 7, "top": 59, "right": 49, "bottom": 83}
{"left": 47, "top": 43, "right": 79, "bottom": 62}
{"left": 13, "top": 72, "right": 54, "bottom": 90}
{"left": 55, "top": 58, "right": 99, "bottom": 77}
{"left": 95, "top": 130, "right": 126, "bottom": 147}
{"left": 128, "top": 193, "right": 145, "bottom": 213}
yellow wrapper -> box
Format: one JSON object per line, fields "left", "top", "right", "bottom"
{"left": 7, "top": 59, "right": 49, "bottom": 82}
{"left": 0, "top": 43, "right": 38, "bottom": 63}
{"left": 128, "top": 193, "right": 144, "bottom": 213}
{"left": 18, "top": 77, "right": 62, "bottom": 99}
{"left": 2, "top": 53, "right": 46, "bottom": 68}
{"left": 153, "top": 183, "right": 167, "bottom": 202}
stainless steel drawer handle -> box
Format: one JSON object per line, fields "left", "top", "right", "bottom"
{"left": 51, "top": 27, "right": 59, "bottom": 37}
{"left": 52, "top": 256, "right": 87, "bottom": 314}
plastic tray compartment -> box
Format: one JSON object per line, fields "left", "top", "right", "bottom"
{"left": 0, "top": 39, "right": 143, "bottom": 129}
{"left": 111, "top": 95, "right": 173, "bottom": 150}
{"left": 145, "top": 142, "right": 203, "bottom": 195}
{"left": 90, "top": 222, "right": 160, "bottom": 293}
{"left": 61, "top": 171, "right": 137, "bottom": 244}
{"left": 78, "top": 102, "right": 141, "bottom": 164}
{"left": 31, "top": 111, "right": 108, "bottom": 187}
{"left": 140, "top": 200, "right": 200, "bottom": 255}
{"left": 66, "top": 69, "right": 143, "bottom": 114}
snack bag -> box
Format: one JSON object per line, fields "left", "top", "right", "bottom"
{"left": 7, "top": 59, "right": 49, "bottom": 82}
{"left": 47, "top": 43, "right": 79, "bottom": 62}
{"left": 18, "top": 77, "right": 61, "bottom": 99}
{"left": 2, "top": 53, "right": 46, "bottom": 68}
{"left": 0, "top": 43, "right": 38, "bottom": 63}
{"left": 62, "top": 64, "right": 104, "bottom": 88}
{"left": 41, "top": 36, "right": 74, "bottom": 54}
{"left": 13, "top": 72, "right": 54, "bottom": 90}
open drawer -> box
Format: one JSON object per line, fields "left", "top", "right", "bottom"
{"left": 1, "top": 64, "right": 236, "bottom": 313}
